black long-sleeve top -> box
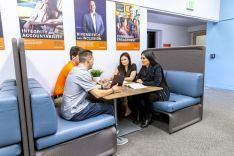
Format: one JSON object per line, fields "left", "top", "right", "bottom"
{"left": 137, "top": 63, "right": 170, "bottom": 101}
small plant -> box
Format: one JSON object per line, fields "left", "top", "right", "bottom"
{"left": 90, "top": 69, "right": 103, "bottom": 77}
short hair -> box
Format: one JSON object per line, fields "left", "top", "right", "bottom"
{"left": 70, "top": 46, "right": 84, "bottom": 60}
{"left": 79, "top": 50, "right": 93, "bottom": 63}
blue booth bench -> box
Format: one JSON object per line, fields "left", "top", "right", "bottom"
{"left": 27, "top": 79, "right": 117, "bottom": 156}
{"left": 0, "top": 79, "right": 22, "bottom": 156}
{"left": 153, "top": 70, "right": 204, "bottom": 133}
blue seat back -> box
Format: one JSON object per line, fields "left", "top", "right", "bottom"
{"left": 0, "top": 79, "right": 16, "bottom": 90}
{"left": 29, "top": 80, "right": 58, "bottom": 138}
{"left": 165, "top": 70, "right": 204, "bottom": 97}
{"left": 0, "top": 86, "right": 21, "bottom": 147}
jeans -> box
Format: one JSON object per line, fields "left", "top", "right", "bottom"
{"left": 71, "top": 102, "right": 114, "bottom": 121}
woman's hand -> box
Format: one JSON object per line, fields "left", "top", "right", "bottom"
{"left": 136, "top": 79, "right": 143, "bottom": 84}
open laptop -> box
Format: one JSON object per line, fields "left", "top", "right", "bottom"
{"left": 111, "top": 75, "right": 125, "bottom": 87}
{"left": 101, "top": 75, "right": 124, "bottom": 89}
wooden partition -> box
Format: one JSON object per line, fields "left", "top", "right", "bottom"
{"left": 12, "top": 38, "right": 29, "bottom": 156}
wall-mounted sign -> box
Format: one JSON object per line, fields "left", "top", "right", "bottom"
{"left": 163, "top": 44, "right": 171, "bottom": 47}
{"left": 186, "top": 0, "right": 196, "bottom": 11}
{"left": 0, "top": 11, "right": 4, "bottom": 50}
{"left": 74, "top": 0, "right": 107, "bottom": 50}
{"left": 116, "top": 2, "right": 140, "bottom": 50}
{"left": 17, "top": 0, "right": 64, "bottom": 50}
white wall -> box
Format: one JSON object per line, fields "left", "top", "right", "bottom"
{"left": 112, "top": 0, "right": 220, "bottom": 21}
{"left": 0, "top": 0, "right": 147, "bottom": 93}
{"left": 0, "top": 0, "right": 220, "bottom": 93}
{"left": 0, "top": 2, "right": 18, "bottom": 83}
{"left": 148, "top": 22, "right": 191, "bottom": 47}
{"left": 187, "top": 25, "right": 206, "bottom": 32}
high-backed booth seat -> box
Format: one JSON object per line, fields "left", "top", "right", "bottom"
{"left": 153, "top": 70, "right": 204, "bottom": 133}
{"left": 0, "top": 80, "right": 22, "bottom": 156}
{"left": 28, "top": 79, "right": 117, "bottom": 156}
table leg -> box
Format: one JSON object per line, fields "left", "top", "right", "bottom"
{"left": 114, "top": 99, "right": 118, "bottom": 126}
{"left": 113, "top": 99, "right": 128, "bottom": 145}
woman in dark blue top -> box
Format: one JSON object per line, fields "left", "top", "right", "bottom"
{"left": 135, "top": 49, "right": 170, "bottom": 128}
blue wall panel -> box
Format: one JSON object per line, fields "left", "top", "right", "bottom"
{"left": 219, "top": 0, "right": 234, "bottom": 20}
{"left": 206, "top": 0, "right": 234, "bottom": 90}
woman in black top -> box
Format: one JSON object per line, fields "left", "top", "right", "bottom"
{"left": 108, "top": 52, "right": 137, "bottom": 116}
{"left": 135, "top": 49, "right": 170, "bottom": 128}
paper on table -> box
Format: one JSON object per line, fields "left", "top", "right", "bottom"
{"left": 125, "top": 82, "right": 146, "bottom": 89}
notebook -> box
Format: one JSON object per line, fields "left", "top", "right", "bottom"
{"left": 125, "top": 82, "right": 146, "bottom": 89}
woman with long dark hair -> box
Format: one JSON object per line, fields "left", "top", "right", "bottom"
{"left": 135, "top": 49, "right": 170, "bottom": 128}
{"left": 107, "top": 52, "right": 137, "bottom": 116}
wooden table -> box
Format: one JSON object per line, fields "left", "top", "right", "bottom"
{"left": 103, "top": 86, "right": 162, "bottom": 144}
{"left": 104, "top": 86, "right": 162, "bottom": 125}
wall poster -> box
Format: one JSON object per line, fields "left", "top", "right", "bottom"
{"left": 74, "top": 0, "right": 107, "bottom": 50}
{"left": 0, "top": 11, "right": 4, "bottom": 50}
{"left": 17, "top": 0, "right": 64, "bottom": 50}
{"left": 116, "top": 2, "right": 140, "bottom": 50}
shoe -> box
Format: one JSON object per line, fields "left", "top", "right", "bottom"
{"left": 132, "top": 111, "right": 141, "bottom": 125}
{"left": 133, "top": 118, "right": 140, "bottom": 125}
{"left": 140, "top": 118, "right": 152, "bottom": 128}
{"left": 124, "top": 109, "right": 132, "bottom": 117}
{"left": 117, "top": 137, "right": 128, "bottom": 145}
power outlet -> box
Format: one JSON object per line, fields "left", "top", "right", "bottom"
{"left": 210, "top": 54, "right": 216, "bottom": 59}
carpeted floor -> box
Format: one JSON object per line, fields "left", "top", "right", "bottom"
{"left": 117, "top": 88, "right": 234, "bottom": 156}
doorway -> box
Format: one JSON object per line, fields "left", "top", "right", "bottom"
{"left": 147, "top": 31, "right": 156, "bottom": 48}
{"left": 193, "top": 31, "right": 206, "bottom": 46}
{"left": 147, "top": 30, "right": 162, "bottom": 48}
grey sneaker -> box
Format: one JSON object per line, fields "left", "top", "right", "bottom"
{"left": 117, "top": 137, "right": 128, "bottom": 145}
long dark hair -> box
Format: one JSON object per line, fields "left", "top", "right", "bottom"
{"left": 119, "top": 52, "right": 132, "bottom": 70}
{"left": 141, "top": 49, "right": 158, "bottom": 66}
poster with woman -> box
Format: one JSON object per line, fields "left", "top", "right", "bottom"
{"left": 17, "top": 0, "right": 64, "bottom": 50}
{"left": 116, "top": 2, "right": 140, "bottom": 50}
{"left": 74, "top": 0, "right": 107, "bottom": 50}
{"left": 0, "top": 11, "right": 4, "bottom": 50}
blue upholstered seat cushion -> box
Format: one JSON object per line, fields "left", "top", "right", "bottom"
{"left": 153, "top": 93, "right": 201, "bottom": 113}
{"left": 166, "top": 71, "right": 203, "bottom": 97}
{"left": 0, "top": 144, "right": 21, "bottom": 156}
{"left": 0, "top": 90, "right": 21, "bottom": 147}
{"left": 36, "top": 114, "right": 115, "bottom": 150}
{"left": 30, "top": 88, "right": 58, "bottom": 138}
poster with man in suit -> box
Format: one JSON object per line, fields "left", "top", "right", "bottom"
{"left": 74, "top": 0, "right": 107, "bottom": 50}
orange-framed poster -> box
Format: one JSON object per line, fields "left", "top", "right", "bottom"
{"left": 74, "top": 0, "right": 107, "bottom": 50}
{"left": 116, "top": 2, "right": 140, "bottom": 50}
{"left": 0, "top": 11, "right": 4, "bottom": 50}
{"left": 17, "top": 0, "right": 64, "bottom": 50}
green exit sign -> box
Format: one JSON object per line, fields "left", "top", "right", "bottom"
{"left": 186, "top": 0, "right": 196, "bottom": 11}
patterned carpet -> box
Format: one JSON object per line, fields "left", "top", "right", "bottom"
{"left": 117, "top": 88, "right": 234, "bottom": 156}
